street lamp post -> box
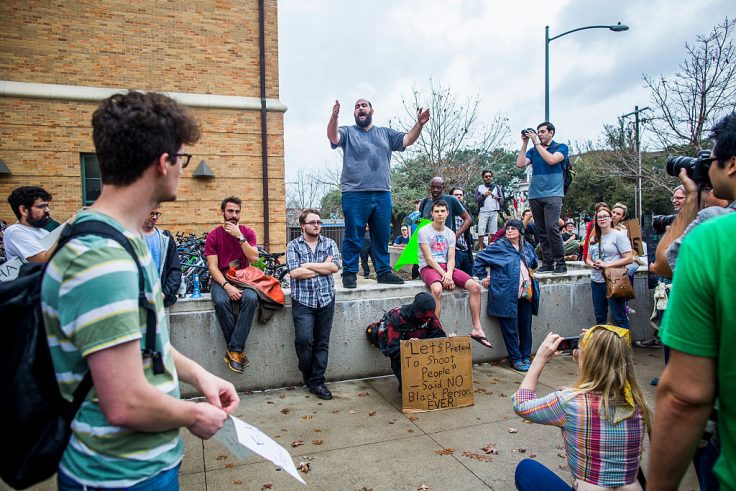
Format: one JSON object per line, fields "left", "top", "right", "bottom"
{"left": 621, "top": 105, "right": 651, "bottom": 222}
{"left": 545, "top": 22, "right": 629, "bottom": 121}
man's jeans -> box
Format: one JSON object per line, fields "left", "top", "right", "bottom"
{"left": 529, "top": 196, "right": 564, "bottom": 266}
{"left": 58, "top": 464, "right": 181, "bottom": 491}
{"left": 211, "top": 281, "right": 258, "bottom": 351}
{"left": 292, "top": 299, "right": 335, "bottom": 387}
{"left": 497, "top": 299, "right": 532, "bottom": 363}
{"left": 454, "top": 248, "right": 474, "bottom": 276}
{"left": 591, "top": 280, "right": 630, "bottom": 329}
{"left": 342, "top": 191, "right": 392, "bottom": 275}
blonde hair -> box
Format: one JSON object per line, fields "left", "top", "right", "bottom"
{"left": 572, "top": 329, "right": 651, "bottom": 427}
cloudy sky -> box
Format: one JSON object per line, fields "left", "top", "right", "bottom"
{"left": 278, "top": 0, "right": 730, "bottom": 176}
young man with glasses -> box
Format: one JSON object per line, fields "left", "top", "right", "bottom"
{"left": 5, "top": 185, "right": 57, "bottom": 263}
{"left": 142, "top": 205, "right": 183, "bottom": 307}
{"left": 42, "top": 91, "right": 238, "bottom": 489}
{"left": 286, "top": 209, "right": 340, "bottom": 400}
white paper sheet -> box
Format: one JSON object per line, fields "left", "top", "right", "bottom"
{"left": 213, "top": 415, "right": 306, "bottom": 485}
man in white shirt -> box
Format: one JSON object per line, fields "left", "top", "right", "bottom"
{"left": 4, "top": 186, "right": 56, "bottom": 263}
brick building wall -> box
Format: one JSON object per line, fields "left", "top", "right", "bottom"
{"left": 0, "top": 0, "right": 286, "bottom": 250}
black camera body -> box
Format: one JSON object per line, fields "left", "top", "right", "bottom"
{"left": 521, "top": 128, "right": 536, "bottom": 137}
{"left": 666, "top": 150, "right": 713, "bottom": 187}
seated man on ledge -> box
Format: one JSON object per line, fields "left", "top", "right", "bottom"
{"left": 205, "top": 196, "right": 259, "bottom": 374}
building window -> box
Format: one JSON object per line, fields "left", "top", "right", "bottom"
{"left": 80, "top": 153, "right": 101, "bottom": 206}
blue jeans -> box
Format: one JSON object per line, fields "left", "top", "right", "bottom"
{"left": 341, "top": 191, "right": 392, "bottom": 275}
{"left": 211, "top": 282, "right": 258, "bottom": 351}
{"left": 292, "top": 299, "right": 335, "bottom": 387}
{"left": 454, "top": 248, "right": 474, "bottom": 276}
{"left": 497, "top": 299, "right": 533, "bottom": 363}
{"left": 591, "top": 280, "right": 630, "bottom": 328}
{"left": 515, "top": 459, "right": 571, "bottom": 491}
{"left": 58, "top": 464, "right": 180, "bottom": 491}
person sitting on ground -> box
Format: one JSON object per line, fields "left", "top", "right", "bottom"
{"left": 393, "top": 225, "right": 410, "bottom": 247}
{"left": 473, "top": 219, "right": 539, "bottom": 372}
{"left": 513, "top": 326, "right": 651, "bottom": 491}
{"left": 379, "top": 292, "right": 453, "bottom": 390}
{"left": 561, "top": 219, "right": 580, "bottom": 261}
{"left": 417, "top": 200, "right": 490, "bottom": 348}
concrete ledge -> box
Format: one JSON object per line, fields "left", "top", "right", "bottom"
{"left": 169, "top": 269, "right": 653, "bottom": 397}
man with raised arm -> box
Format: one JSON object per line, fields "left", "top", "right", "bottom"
{"left": 42, "top": 92, "right": 238, "bottom": 489}
{"left": 328, "top": 98, "right": 429, "bottom": 288}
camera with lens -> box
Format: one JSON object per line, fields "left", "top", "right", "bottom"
{"left": 666, "top": 150, "right": 713, "bottom": 187}
{"left": 652, "top": 214, "right": 676, "bottom": 234}
{"left": 521, "top": 128, "right": 536, "bottom": 137}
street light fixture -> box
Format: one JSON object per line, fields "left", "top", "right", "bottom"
{"left": 545, "top": 22, "right": 629, "bottom": 120}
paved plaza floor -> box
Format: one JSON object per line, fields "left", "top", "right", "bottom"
{"left": 10, "top": 348, "right": 699, "bottom": 491}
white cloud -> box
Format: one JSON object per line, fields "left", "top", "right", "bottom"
{"left": 278, "top": 0, "right": 732, "bottom": 176}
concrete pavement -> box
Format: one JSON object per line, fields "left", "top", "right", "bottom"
{"left": 13, "top": 348, "right": 701, "bottom": 491}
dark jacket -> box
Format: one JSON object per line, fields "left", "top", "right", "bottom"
{"left": 383, "top": 307, "right": 446, "bottom": 358}
{"left": 157, "top": 229, "right": 182, "bottom": 307}
{"left": 472, "top": 237, "right": 540, "bottom": 318}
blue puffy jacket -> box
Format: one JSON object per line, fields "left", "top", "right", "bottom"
{"left": 472, "top": 238, "right": 540, "bottom": 318}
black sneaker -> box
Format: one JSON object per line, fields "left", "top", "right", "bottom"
{"left": 552, "top": 264, "right": 567, "bottom": 275}
{"left": 376, "top": 271, "right": 404, "bottom": 284}
{"left": 537, "top": 265, "right": 554, "bottom": 274}
{"left": 635, "top": 337, "right": 662, "bottom": 349}
{"left": 342, "top": 272, "right": 357, "bottom": 289}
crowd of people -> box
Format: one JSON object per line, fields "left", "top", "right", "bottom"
{"left": 3, "top": 91, "right": 733, "bottom": 491}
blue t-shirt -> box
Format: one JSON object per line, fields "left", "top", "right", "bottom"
{"left": 526, "top": 141, "right": 568, "bottom": 199}
{"left": 144, "top": 229, "right": 162, "bottom": 272}
{"left": 331, "top": 125, "right": 405, "bottom": 192}
{"left": 393, "top": 235, "right": 409, "bottom": 245}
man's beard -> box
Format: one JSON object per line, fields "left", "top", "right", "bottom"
{"left": 226, "top": 217, "right": 239, "bottom": 224}
{"left": 304, "top": 229, "right": 320, "bottom": 238}
{"left": 355, "top": 113, "right": 372, "bottom": 128}
{"left": 27, "top": 214, "right": 49, "bottom": 228}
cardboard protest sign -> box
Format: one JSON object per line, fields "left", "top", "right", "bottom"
{"left": 400, "top": 336, "right": 474, "bottom": 413}
{"left": 624, "top": 219, "right": 644, "bottom": 256}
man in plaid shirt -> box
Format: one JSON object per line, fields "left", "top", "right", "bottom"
{"left": 286, "top": 209, "right": 341, "bottom": 400}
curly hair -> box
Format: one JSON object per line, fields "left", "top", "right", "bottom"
{"left": 92, "top": 91, "right": 200, "bottom": 186}
{"left": 7, "top": 186, "right": 52, "bottom": 220}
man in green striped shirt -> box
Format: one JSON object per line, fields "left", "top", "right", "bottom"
{"left": 42, "top": 92, "right": 239, "bottom": 489}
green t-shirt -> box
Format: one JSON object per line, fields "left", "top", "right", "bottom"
{"left": 41, "top": 211, "right": 183, "bottom": 487}
{"left": 660, "top": 212, "right": 736, "bottom": 490}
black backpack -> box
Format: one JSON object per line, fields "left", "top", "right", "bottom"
{"left": 550, "top": 142, "right": 574, "bottom": 195}
{"left": 0, "top": 220, "right": 162, "bottom": 490}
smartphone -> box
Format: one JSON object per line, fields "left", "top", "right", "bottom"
{"left": 558, "top": 336, "right": 580, "bottom": 354}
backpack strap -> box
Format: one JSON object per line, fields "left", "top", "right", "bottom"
{"left": 57, "top": 220, "right": 164, "bottom": 374}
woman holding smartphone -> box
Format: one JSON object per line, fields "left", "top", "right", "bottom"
{"left": 513, "top": 326, "right": 651, "bottom": 491}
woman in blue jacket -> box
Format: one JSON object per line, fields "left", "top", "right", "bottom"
{"left": 473, "top": 219, "right": 540, "bottom": 372}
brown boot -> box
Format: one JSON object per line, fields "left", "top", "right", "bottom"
{"left": 224, "top": 350, "right": 249, "bottom": 373}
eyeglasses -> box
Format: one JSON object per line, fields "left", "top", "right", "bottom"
{"left": 597, "top": 215, "right": 611, "bottom": 220}
{"left": 32, "top": 203, "right": 50, "bottom": 210}
{"left": 173, "top": 153, "right": 192, "bottom": 168}
{"left": 149, "top": 212, "right": 163, "bottom": 218}
{"left": 304, "top": 220, "right": 323, "bottom": 226}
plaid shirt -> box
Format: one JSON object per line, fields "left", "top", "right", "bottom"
{"left": 513, "top": 388, "right": 644, "bottom": 487}
{"left": 286, "top": 235, "right": 341, "bottom": 308}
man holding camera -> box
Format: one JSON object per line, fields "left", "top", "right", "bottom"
{"left": 515, "top": 122, "right": 568, "bottom": 274}
{"left": 649, "top": 113, "right": 736, "bottom": 491}
{"left": 474, "top": 170, "right": 504, "bottom": 249}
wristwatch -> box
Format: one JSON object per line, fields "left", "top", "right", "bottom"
{"left": 238, "top": 235, "right": 246, "bottom": 243}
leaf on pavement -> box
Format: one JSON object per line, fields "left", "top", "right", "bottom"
{"left": 290, "top": 440, "right": 304, "bottom": 448}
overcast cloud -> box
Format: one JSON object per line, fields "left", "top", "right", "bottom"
{"left": 278, "top": 0, "right": 731, "bottom": 175}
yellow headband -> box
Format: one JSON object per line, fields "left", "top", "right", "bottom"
{"left": 580, "top": 325, "right": 634, "bottom": 412}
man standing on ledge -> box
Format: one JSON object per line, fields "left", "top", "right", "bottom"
{"left": 516, "top": 122, "right": 569, "bottom": 274}
{"left": 328, "top": 98, "right": 429, "bottom": 288}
